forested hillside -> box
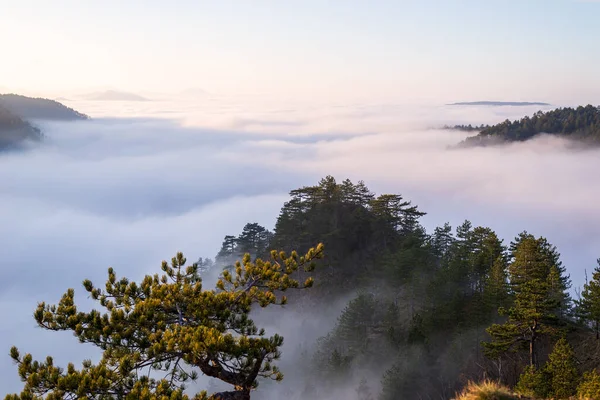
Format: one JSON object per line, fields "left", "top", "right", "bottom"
{"left": 0, "top": 105, "right": 43, "bottom": 150}
{"left": 7, "top": 177, "right": 600, "bottom": 399}
{"left": 0, "top": 93, "right": 89, "bottom": 120}
{"left": 460, "top": 105, "right": 600, "bottom": 146}
{"left": 211, "top": 177, "right": 600, "bottom": 399}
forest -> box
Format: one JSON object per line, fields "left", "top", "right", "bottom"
{"left": 0, "top": 94, "right": 89, "bottom": 121}
{"left": 6, "top": 176, "right": 600, "bottom": 399}
{"left": 0, "top": 105, "right": 42, "bottom": 150}
{"left": 461, "top": 104, "right": 600, "bottom": 146}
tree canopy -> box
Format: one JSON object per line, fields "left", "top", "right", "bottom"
{"left": 7, "top": 176, "right": 600, "bottom": 399}
{"left": 5, "top": 245, "right": 323, "bottom": 400}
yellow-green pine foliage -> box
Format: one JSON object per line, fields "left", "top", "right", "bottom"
{"left": 5, "top": 244, "right": 324, "bottom": 400}
{"left": 546, "top": 337, "right": 579, "bottom": 398}
{"left": 577, "top": 370, "right": 600, "bottom": 400}
{"left": 514, "top": 365, "right": 551, "bottom": 398}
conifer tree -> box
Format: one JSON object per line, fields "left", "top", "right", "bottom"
{"left": 546, "top": 337, "right": 579, "bottom": 398}
{"left": 483, "top": 255, "right": 510, "bottom": 311}
{"left": 515, "top": 365, "right": 551, "bottom": 398}
{"left": 577, "top": 259, "right": 600, "bottom": 339}
{"left": 5, "top": 244, "right": 324, "bottom": 400}
{"left": 216, "top": 235, "right": 239, "bottom": 266}
{"left": 577, "top": 369, "right": 600, "bottom": 399}
{"left": 430, "top": 222, "right": 454, "bottom": 263}
{"left": 484, "top": 236, "right": 569, "bottom": 367}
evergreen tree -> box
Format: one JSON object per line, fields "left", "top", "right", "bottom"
{"left": 430, "top": 222, "right": 454, "bottom": 263}
{"left": 216, "top": 235, "right": 239, "bottom": 264}
{"left": 546, "top": 337, "right": 579, "bottom": 398}
{"left": 483, "top": 255, "right": 510, "bottom": 311}
{"left": 335, "top": 293, "right": 378, "bottom": 354}
{"left": 577, "top": 259, "right": 600, "bottom": 339}
{"left": 5, "top": 245, "right": 324, "bottom": 400}
{"left": 515, "top": 365, "right": 551, "bottom": 398}
{"left": 236, "top": 223, "right": 273, "bottom": 259}
{"left": 484, "top": 236, "right": 569, "bottom": 367}
{"left": 577, "top": 370, "right": 600, "bottom": 399}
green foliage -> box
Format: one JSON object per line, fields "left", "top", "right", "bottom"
{"left": 546, "top": 337, "right": 579, "bottom": 398}
{"left": 515, "top": 338, "right": 579, "bottom": 399}
{"left": 5, "top": 244, "right": 324, "bottom": 399}
{"left": 514, "top": 365, "right": 551, "bottom": 398}
{"left": 484, "top": 235, "right": 571, "bottom": 366}
{"left": 269, "top": 176, "right": 425, "bottom": 293}
{"left": 462, "top": 104, "right": 600, "bottom": 145}
{"left": 577, "top": 370, "right": 600, "bottom": 399}
{"left": 577, "top": 259, "right": 600, "bottom": 338}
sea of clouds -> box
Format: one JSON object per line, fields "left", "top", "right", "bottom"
{"left": 1, "top": 96, "right": 599, "bottom": 395}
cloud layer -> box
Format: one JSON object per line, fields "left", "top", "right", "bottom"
{"left": 1, "top": 98, "right": 599, "bottom": 395}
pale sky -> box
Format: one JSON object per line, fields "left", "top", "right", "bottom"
{"left": 1, "top": 0, "right": 599, "bottom": 104}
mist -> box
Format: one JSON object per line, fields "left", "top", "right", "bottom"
{"left": 1, "top": 98, "right": 599, "bottom": 397}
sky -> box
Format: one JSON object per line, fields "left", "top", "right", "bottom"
{"left": 1, "top": 0, "right": 600, "bottom": 103}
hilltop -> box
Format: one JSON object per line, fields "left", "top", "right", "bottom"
{"left": 449, "top": 101, "right": 551, "bottom": 106}
{"left": 459, "top": 104, "right": 600, "bottom": 147}
{"left": 83, "top": 90, "right": 149, "bottom": 101}
{"left": 0, "top": 93, "right": 89, "bottom": 120}
{"left": 0, "top": 105, "right": 43, "bottom": 150}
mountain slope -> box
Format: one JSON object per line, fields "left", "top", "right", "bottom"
{"left": 0, "top": 105, "right": 43, "bottom": 150}
{"left": 83, "top": 90, "right": 149, "bottom": 101}
{"left": 0, "top": 93, "right": 89, "bottom": 120}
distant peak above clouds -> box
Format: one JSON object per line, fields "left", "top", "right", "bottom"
{"left": 82, "top": 90, "right": 150, "bottom": 102}
{"left": 448, "top": 101, "right": 551, "bottom": 107}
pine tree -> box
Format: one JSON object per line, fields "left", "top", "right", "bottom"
{"left": 484, "top": 236, "right": 569, "bottom": 367}
{"left": 577, "top": 370, "right": 600, "bottom": 399}
{"left": 430, "top": 222, "right": 454, "bottom": 263}
{"left": 216, "top": 235, "right": 239, "bottom": 265}
{"left": 334, "top": 292, "right": 378, "bottom": 355}
{"left": 5, "top": 244, "right": 324, "bottom": 400}
{"left": 546, "top": 337, "right": 579, "bottom": 398}
{"left": 515, "top": 365, "right": 551, "bottom": 398}
{"left": 577, "top": 259, "right": 600, "bottom": 339}
{"left": 483, "top": 255, "right": 510, "bottom": 311}
{"left": 236, "top": 223, "right": 272, "bottom": 259}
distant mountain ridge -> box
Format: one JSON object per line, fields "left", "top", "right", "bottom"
{"left": 0, "top": 93, "right": 89, "bottom": 120}
{"left": 459, "top": 104, "right": 600, "bottom": 147}
{"left": 449, "top": 101, "right": 551, "bottom": 106}
{"left": 83, "top": 90, "right": 150, "bottom": 101}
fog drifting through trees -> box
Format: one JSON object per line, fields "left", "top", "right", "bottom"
{"left": 1, "top": 98, "right": 599, "bottom": 398}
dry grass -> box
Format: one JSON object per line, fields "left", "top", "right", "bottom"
{"left": 454, "top": 380, "right": 521, "bottom": 400}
